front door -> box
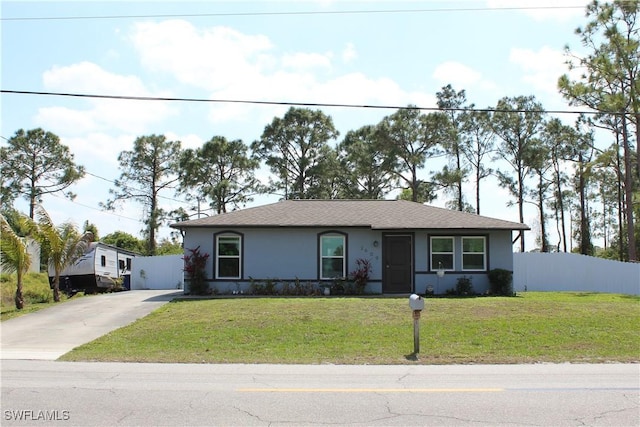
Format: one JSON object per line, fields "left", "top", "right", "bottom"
{"left": 382, "top": 235, "right": 413, "bottom": 293}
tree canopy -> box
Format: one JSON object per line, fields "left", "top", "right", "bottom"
{"left": 103, "top": 134, "right": 181, "bottom": 255}
{"left": 179, "top": 136, "right": 261, "bottom": 214}
{"left": 252, "top": 107, "right": 339, "bottom": 199}
{"left": 0, "top": 128, "right": 85, "bottom": 219}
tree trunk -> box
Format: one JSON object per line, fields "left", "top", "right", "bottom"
{"left": 475, "top": 167, "right": 481, "bottom": 215}
{"left": 456, "top": 149, "right": 463, "bottom": 211}
{"left": 578, "top": 153, "right": 592, "bottom": 256}
{"left": 518, "top": 168, "right": 525, "bottom": 253}
{"left": 52, "top": 276, "right": 61, "bottom": 303}
{"left": 615, "top": 132, "right": 625, "bottom": 260}
{"left": 636, "top": 114, "right": 640, "bottom": 182}
{"left": 148, "top": 185, "right": 158, "bottom": 255}
{"left": 411, "top": 166, "right": 418, "bottom": 203}
{"left": 538, "top": 174, "right": 548, "bottom": 252}
{"left": 553, "top": 158, "right": 567, "bottom": 252}
{"left": 15, "top": 271, "right": 24, "bottom": 310}
{"left": 621, "top": 116, "right": 637, "bottom": 261}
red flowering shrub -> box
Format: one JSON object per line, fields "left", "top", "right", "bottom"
{"left": 183, "top": 246, "right": 210, "bottom": 295}
{"left": 349, "top": 258, "right": 372, "bottom": 295}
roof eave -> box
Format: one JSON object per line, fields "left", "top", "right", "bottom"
{"left": 172, "top": 223, "right": 530, "bottom": 231}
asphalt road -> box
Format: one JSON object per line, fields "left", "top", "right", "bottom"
{"left": 0, "top": 290, "right": 180, "bottom": 360}
{"left": 1, "top": 361, "right": 638, "bottom": 426}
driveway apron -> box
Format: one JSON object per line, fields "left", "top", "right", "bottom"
{"left": 1, "top": 290, "right": 179, "bottom": 360}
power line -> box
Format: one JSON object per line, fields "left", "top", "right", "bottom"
{"left": 0, "top": 89, "right": 618, "bottom": 116}
{"left": 84, "top": 171, "right": 190, "bottom": 205}
{"left": 47, "top": 192, "right": 143, "bottom": 223}
{"left": 1, "top": 5, "right": 588, "bottom": 22}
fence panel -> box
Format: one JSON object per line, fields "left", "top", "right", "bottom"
{"left": 513, "top": 252, "right": 640, "bottom": 295}
{"left": 131, "top": 255, "right": 184, "bottom": 290}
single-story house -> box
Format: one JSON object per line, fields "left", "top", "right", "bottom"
{"left": 170, "top": 199, "right": 529, "bottom": 295}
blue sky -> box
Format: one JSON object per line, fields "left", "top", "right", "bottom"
{"left": 1, "top": 1, "right": 594, "bottom": 249}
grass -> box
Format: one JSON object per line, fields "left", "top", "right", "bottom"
{"left": 60, "top": 292, "right": 640, "bottom": 364}
{"left": 1, "top": 272, "right": 75, "bottom": 321}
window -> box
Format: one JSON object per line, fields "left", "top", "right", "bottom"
{"left": 216, "top": 234, "right": 241, "bottom": 279}
{"left": 126, "top": 258, "right": 132, "bottom": 270}
{"left": 320, "top": 234, "right": 345, "bottom": 279}
{"left": 100, "top": 255, "right": 106, "bottom": 267}
{"left": 431, "top": 237, "right": 454, "bottom": 271}
{"left": 462, "top": 237, "right": 486, "bottom": 270}
{"left": 118, "top": 259, "right": 125, "bottom": 271}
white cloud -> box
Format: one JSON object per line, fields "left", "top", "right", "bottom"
{"left": 130, "top": 20, "right": 273, "bottom": 91}
{"left": 61, "top": 133, "right": 136, "bottom": 171}
{"left": 342, "top": 42, "right": 357, "bottom": 63}
{"left": 35, "top": 106, "right": 96, "bottom": 135}
{"left": 39, "top": 62, "right": 176, "bottom": 135}
{"left": 432, "top": 61, "right": 497, "bottom": 92}
{"left": 44, "top": 61, "right": 149, "bottom": 95}
{"left": 281, "top": 52, "right": 332, "bottom": 72}
{"left": 486, "top": 0, "right": 589, "bottom": 22}
{"left": 509, "top": 46, "right": 568, "bottom": 94}
{"left": 165, "top": 132, "right": 204, "bottom": 150}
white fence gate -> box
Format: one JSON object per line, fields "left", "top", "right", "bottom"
{"left": 131, "top": 255, "right": 184, "bottom": 290}
{"left": 514, "top": 252, "right": 640, "bottom": 295}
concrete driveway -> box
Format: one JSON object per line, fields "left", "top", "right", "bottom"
{"left": 0, "top": 290, "right": 180, "bottom": 360}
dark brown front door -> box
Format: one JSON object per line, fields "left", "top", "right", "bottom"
{"left": 382, "top": 235, "right": 412, "bottom": 293}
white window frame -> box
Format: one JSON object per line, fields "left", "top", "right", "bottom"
{"left": 461, "top": 236, "right": 486, "bottom": 271}
{"left": 216, "top": 234, "right": 242, "bottom": 279}
{"left": 320, "top": 234, "right": 346, "bottom": 280}
{"left": 430, "top": 236, "right": 455, "bottom": 271}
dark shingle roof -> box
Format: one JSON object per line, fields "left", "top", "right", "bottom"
{"left": 171, "top": 199, "right": 529, "bottom": 230}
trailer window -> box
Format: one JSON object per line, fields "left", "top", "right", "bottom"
{"left": 100, "top": 255, "right": 106, "bottom": 267}
{"left": 126, "top": 258, "right": 132, "bottom": 270}
{"left": 119, "top": 260, "right": 125, "bottom": 270}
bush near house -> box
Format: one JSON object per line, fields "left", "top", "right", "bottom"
{"left": 183, "top": 246, "right": 210, "bottom": 295}
{"left": 489, "top": 268, "right": 513, "bottom": 295}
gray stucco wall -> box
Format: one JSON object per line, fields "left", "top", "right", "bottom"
{"left": 182, "top": 227, "right": 515, "bottom": 295}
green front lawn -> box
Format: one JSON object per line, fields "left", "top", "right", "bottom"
{"left": 60, "top": 292, "right": 640, "bottom": 364}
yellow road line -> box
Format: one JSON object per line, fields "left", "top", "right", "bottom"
{"left": 238, "top": 388, "right": 504, "bottom": 393}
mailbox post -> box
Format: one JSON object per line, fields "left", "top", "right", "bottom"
{"left": 409, "top": 294, "right": 424, "bottom": 354}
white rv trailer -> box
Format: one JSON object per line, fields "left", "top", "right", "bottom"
{"left": 48, "top": 242, "right": 137, "bottom": 294}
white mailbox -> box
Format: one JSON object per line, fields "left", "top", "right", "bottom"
{"left": 409, "top": 294, "right": 424, "bottom": 311}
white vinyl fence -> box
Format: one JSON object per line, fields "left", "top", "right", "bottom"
{"left": 514, "top": 252, "right": 640, "bottom": 295}
{"left": 131, "top": 255, "right": 184, "bottom": 290}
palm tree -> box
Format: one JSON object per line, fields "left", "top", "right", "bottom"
{"left": 34, "top": 206, "right": 93, "bottom": 302}
{"left": 0, "top": 213, "right": 36, "bottom": 309}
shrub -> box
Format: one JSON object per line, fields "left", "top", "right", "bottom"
{"left": 488, "top": 268, "right": 513, "bottom": 296}
{"left": 331, "top": 278, "right": 346, "bottom": 295}
{"left": 455, "top": 276, "right": 474, "bottom": 296}
{"left": 349, "top": 258, "right": 372, "bottom": 295}
{"left": 183, "top": 246, "right": 210, "bottom": 295}
{"left": 23, "top": 288, "right": 52, "bottom": 304}
{"left": 264, "top": 278, "right": 278, "bottom": 295}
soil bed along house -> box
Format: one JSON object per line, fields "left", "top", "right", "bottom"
{"left": 171, "top": 199, "right": 528, "bottom": 295}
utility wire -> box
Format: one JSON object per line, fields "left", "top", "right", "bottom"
{"left": 0, "top": 89, "right": 619, "bottom": 116}
{"left": 1, "top": 5, "right": 588, "bottom": 21}
{"left": 84, "top": 171, "right": 190, "bottom": 205}
{"left": 47, "top": 192, "right": 143, "bottom": 223}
